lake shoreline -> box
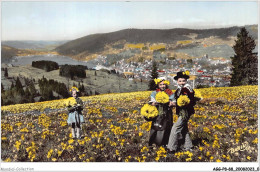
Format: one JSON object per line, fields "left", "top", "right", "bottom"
{"left": 7, "top": 54, "right": 95, "bottom": 69}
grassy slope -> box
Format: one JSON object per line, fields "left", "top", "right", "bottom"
{"left": 1, "top": 65, "right": 148, "bottom": 96}
{"left": 1, "top": 85, "right": 258, "bottom": 163}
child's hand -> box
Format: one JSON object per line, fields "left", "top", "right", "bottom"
{"left": 169, "top": 101, "right": 176, "bottom": 107}
{"left": 151, "top": 102, "right": 157, "bottom": 106}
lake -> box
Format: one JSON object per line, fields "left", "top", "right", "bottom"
{"left": 10, "top": 54, "right": 95, "bottom": 68}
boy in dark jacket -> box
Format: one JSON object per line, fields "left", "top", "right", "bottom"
{"left": 167, "top": 71, "right": 195, "bottom": 153}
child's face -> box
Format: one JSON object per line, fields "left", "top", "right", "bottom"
{"left": 177, "top": 78, "right": 187, "bottom": 87}
{"left": 158, "top": 81, "right": 166, "bottom": 91}
{"left": 72, "top": 91, "right": 77, "bottom": 98}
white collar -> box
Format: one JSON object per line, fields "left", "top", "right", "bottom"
{"left": 177, "top": 84, "right": 190, "bottom": 89}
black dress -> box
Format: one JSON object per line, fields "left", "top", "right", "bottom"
{"left": 145, "top": 102, "right": 173, "bottom": 147}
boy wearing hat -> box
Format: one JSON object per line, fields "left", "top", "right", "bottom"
{"left": 167, "top": 71, "right": 195, "bottom": 153}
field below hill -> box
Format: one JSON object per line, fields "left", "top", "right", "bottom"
{"left": 1, "top": 85, "right": 258, "bottom": 162}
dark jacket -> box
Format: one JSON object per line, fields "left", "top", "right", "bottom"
{"left": 175, "top": 85, "right": 196, "bottom": 115}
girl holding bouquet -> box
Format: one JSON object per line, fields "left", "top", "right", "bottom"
{"left": 167, "top": 71, "right": 196, "bottom": 153}
{"left": 67, "top": 87, "right": 85, "bottom": 139}
{"left": 141, "top": 77, "right": 175, "bottom": 147}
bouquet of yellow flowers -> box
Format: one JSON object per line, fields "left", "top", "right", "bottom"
{"left": 177, "top": 95, "right": 190, "bottom": 107}
{"left": 141, "top": 104, "right": 159, "bottom": 119}
{"left": 66, "top": 97, "right": 77, "bottom": 107}
{"left": 155, "top": 91, "right": 169, "bottom": 104}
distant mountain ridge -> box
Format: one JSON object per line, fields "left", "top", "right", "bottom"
{"left": 55, "top": 25, "right": 258, "bottom": 57}
{"left": 2, "top": 40, "right": 69, "bottom": 50}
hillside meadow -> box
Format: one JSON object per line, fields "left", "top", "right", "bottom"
{"left": 1, "top": 85, "right": 258, "bottom": 162}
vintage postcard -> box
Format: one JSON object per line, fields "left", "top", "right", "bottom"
{"left": 1, "top": 0, "right": 258, "bottom": 171}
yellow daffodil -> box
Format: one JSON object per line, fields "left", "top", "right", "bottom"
{"left": 182, "top": 70, "right": 190, "bottom": 76}
{"left": 155, "top": 91, "right": 169, "bottom": 103}
{"left": 177, "top": 95, "right": 190, "bottom": 107}
{"left": 4, "top": 158, "right": 11, "bottom": 162}
{"left": 163, "top": 80, "right": 170, "bottom": 85}
{"left": 252, "top": 138, "right": 258, "bottom": 144}
{"left": 140, "top": 104, "right": 159, "bottom": 118}
{"left": 47, "top": 149, "right": 53, "bottom": 159}
{"left": 14, "top": 141, "right": 21, "bottom": 151}
{"left": 154, "top": 78, "right": 170, "bottom": 85}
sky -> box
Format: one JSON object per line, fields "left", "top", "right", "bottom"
{"left": 1, "top": 1, "right": 259, "bottom": 41}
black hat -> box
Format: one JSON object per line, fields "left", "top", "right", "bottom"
{"left": 174, "top": 71, "right": 190, "bottom": 80}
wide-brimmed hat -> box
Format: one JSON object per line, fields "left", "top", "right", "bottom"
{"left": 174, "top": 71, "right": 190, "bottom": 80}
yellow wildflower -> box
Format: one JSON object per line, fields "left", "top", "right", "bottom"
{"left": 154, "top": 78, "right": 170, "bottom": 85}
{"left": 163, "top": 80, "right": 170, "bottom": 85}
{"left": 58, "top": 150, "right": 63, "bottom": 157}
{"left": 47, "top": 149, "right": 53, "bottom": 159}
{"left": 79, "top": 154, "right": 86, "bottom": 160}
{"left": 4, "top": 158, "right": 11, "bottom": 162}
{"left": 21, "top": 134, "right": 25, "bottom": 141}
{"left": 177, "top": 95, "right": 190, "bottom": 107}
{"left": 141, "top": 146, "right": 149, "bottom": 153}
{"left": 183, "top": 70, "right": 190, "bottom": 76}
{"left": 78, "top": 140, "right": 85, "bottom": 145}
{"left": 199, "top": 147, "right": 204, "bottom": 151}
{"left": 252, "top": 138, "right": 258, "bottom": 144}
{"left": 14, "top": 141, "right": 21, "bottom": 151}
{"left": 155, "top": 91, "right": 169, "bottom": 104}
{"left": 140, "top": 104, "right": 158, "bottom": 118}
{"left": 226, "top": 156, "right": 230, "bottom": 160}
{"left": 20, "top": 127, "right": 29, "bottom": 133}
{"left": 69, "top": 86, "right": 79, "bottom": 92}
{"left": 186, "top": 157, "right": 192, "bottom": 161}
{"left": 68, "top": 139, "right": 74, "bottom": 144}
{"left": 206, "top": 151, "right": 210, "bottom": 157}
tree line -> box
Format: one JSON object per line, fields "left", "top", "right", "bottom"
{"left": 1, "top": 76, "right": 94, "bottom": 106}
